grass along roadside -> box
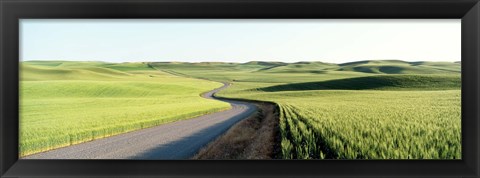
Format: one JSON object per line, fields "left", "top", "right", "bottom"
{"left": 194, "top": 103, "right": 280, "bottom": 159}
{"left": 21, "top": 60, "right": 461, "bottom": 159}
{"left": 150, "top": 64, "right": 283, "bottom": 159}
{"left": 153, "top": 60, "right": 461, "bottom": 159}
{"left": 20, "top": 61, "right": 231, "bottom": 157}
{"left": 218, "top": 87, "right": 461, "bottom": 159}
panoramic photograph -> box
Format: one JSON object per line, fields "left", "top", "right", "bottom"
{"left": 19, "top": 19, "right": 461, "bottom": 159}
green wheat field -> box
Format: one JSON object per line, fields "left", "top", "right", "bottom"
{"left": 20, "top": 60, "right": 461, "bottom": 159}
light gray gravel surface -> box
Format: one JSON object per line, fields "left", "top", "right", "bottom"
{"left": 24, "top": 83, "right": 257, "bottom": 159}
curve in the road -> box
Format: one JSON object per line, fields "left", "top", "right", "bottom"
{"left": 24, "top": 83, "right": 257, "bottom": 159}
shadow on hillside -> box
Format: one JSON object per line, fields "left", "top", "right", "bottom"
{"left": 409, "top": 61, "right": 426, "bottom": 66}
{"left": 258, "top": 76, "right": 402, "bottom": 92}
{"left": 378, "top": 66, "right": 405, "bottom": 74}
{"left": 338, "top": 60, "right": 371, "bottom": 66}
{"left": 351, "top": 66, "right": 376, "bottom": 73}
{"left": 338, "top": 66, "right": 406, "bottom": 74}
{"left": 258, "top": 74, "right": 460, "bottom": 92}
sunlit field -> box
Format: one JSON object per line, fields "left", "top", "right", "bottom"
{"left": 20, "top": 61, "right": 230, "bottom": 156}
{"left": 151, "top": 60, "right": 462, "bottom": 159}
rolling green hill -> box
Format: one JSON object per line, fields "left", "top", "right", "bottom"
{"left": 20, "top": 61, "right": 230, "bottom": 156}
{"left": 21, "top": 59, "right": 461, "bottom": 159}
{"left": 259, "top": 74, "right": 460, "bottom": 91}
{"left": 151, "top": 60, "right": 461, "bottom": 159}
{"left": 257, "top": 61, "right": 337, "bottom": 73}
{"left": 335, "top": 60, "right": 460, "bottom": 74}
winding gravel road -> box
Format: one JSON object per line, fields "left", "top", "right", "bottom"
{"left": 24, "top": 83, "right": 257, "bottom": 159}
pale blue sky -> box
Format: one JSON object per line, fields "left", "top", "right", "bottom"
{"left": 20, "top": 19, "right": 460, "bottom": 63}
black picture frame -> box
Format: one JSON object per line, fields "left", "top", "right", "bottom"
{"left": 1, "top": 0, "right": 479, "bottom": 177}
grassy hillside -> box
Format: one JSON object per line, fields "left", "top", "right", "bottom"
{"left": 20, "top": 61, "right": 230, "bottom": 156}
{"left": 336, "top": 60, "right": 460, "bottom": 74}
{"left": 259, "top": 74, "right": 460, "bottom": 91}
{"left": 258, "top": 61, "right": 337, "bottom": 73}
{"left": 152, "top": 60, "right": 461, "bottom": 159}
{"left": 21, "top": 59, "right": 461, "bottom": 159}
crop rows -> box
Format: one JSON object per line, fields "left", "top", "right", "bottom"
{"left": 278, "top": 90, "right": 461, "bottom": 159}
{"left": 151, "top": 60, "right": 462, "bottom": 160}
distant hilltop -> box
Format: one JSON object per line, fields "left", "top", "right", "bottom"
{"left": 146, "top": 59, "right": 460, "bottom": 75}
{"left": 22, "top": 59, "right": 460, "bottom": 75}
{"left": 21, "top": 59, "right": 461, "bottom": 82}
{"left": 24, "top": 59, "right": 460, "bottom": 66}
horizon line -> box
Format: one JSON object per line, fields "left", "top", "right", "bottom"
{"left": 21, "top": 59, "right": 461, "bottom": 65}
